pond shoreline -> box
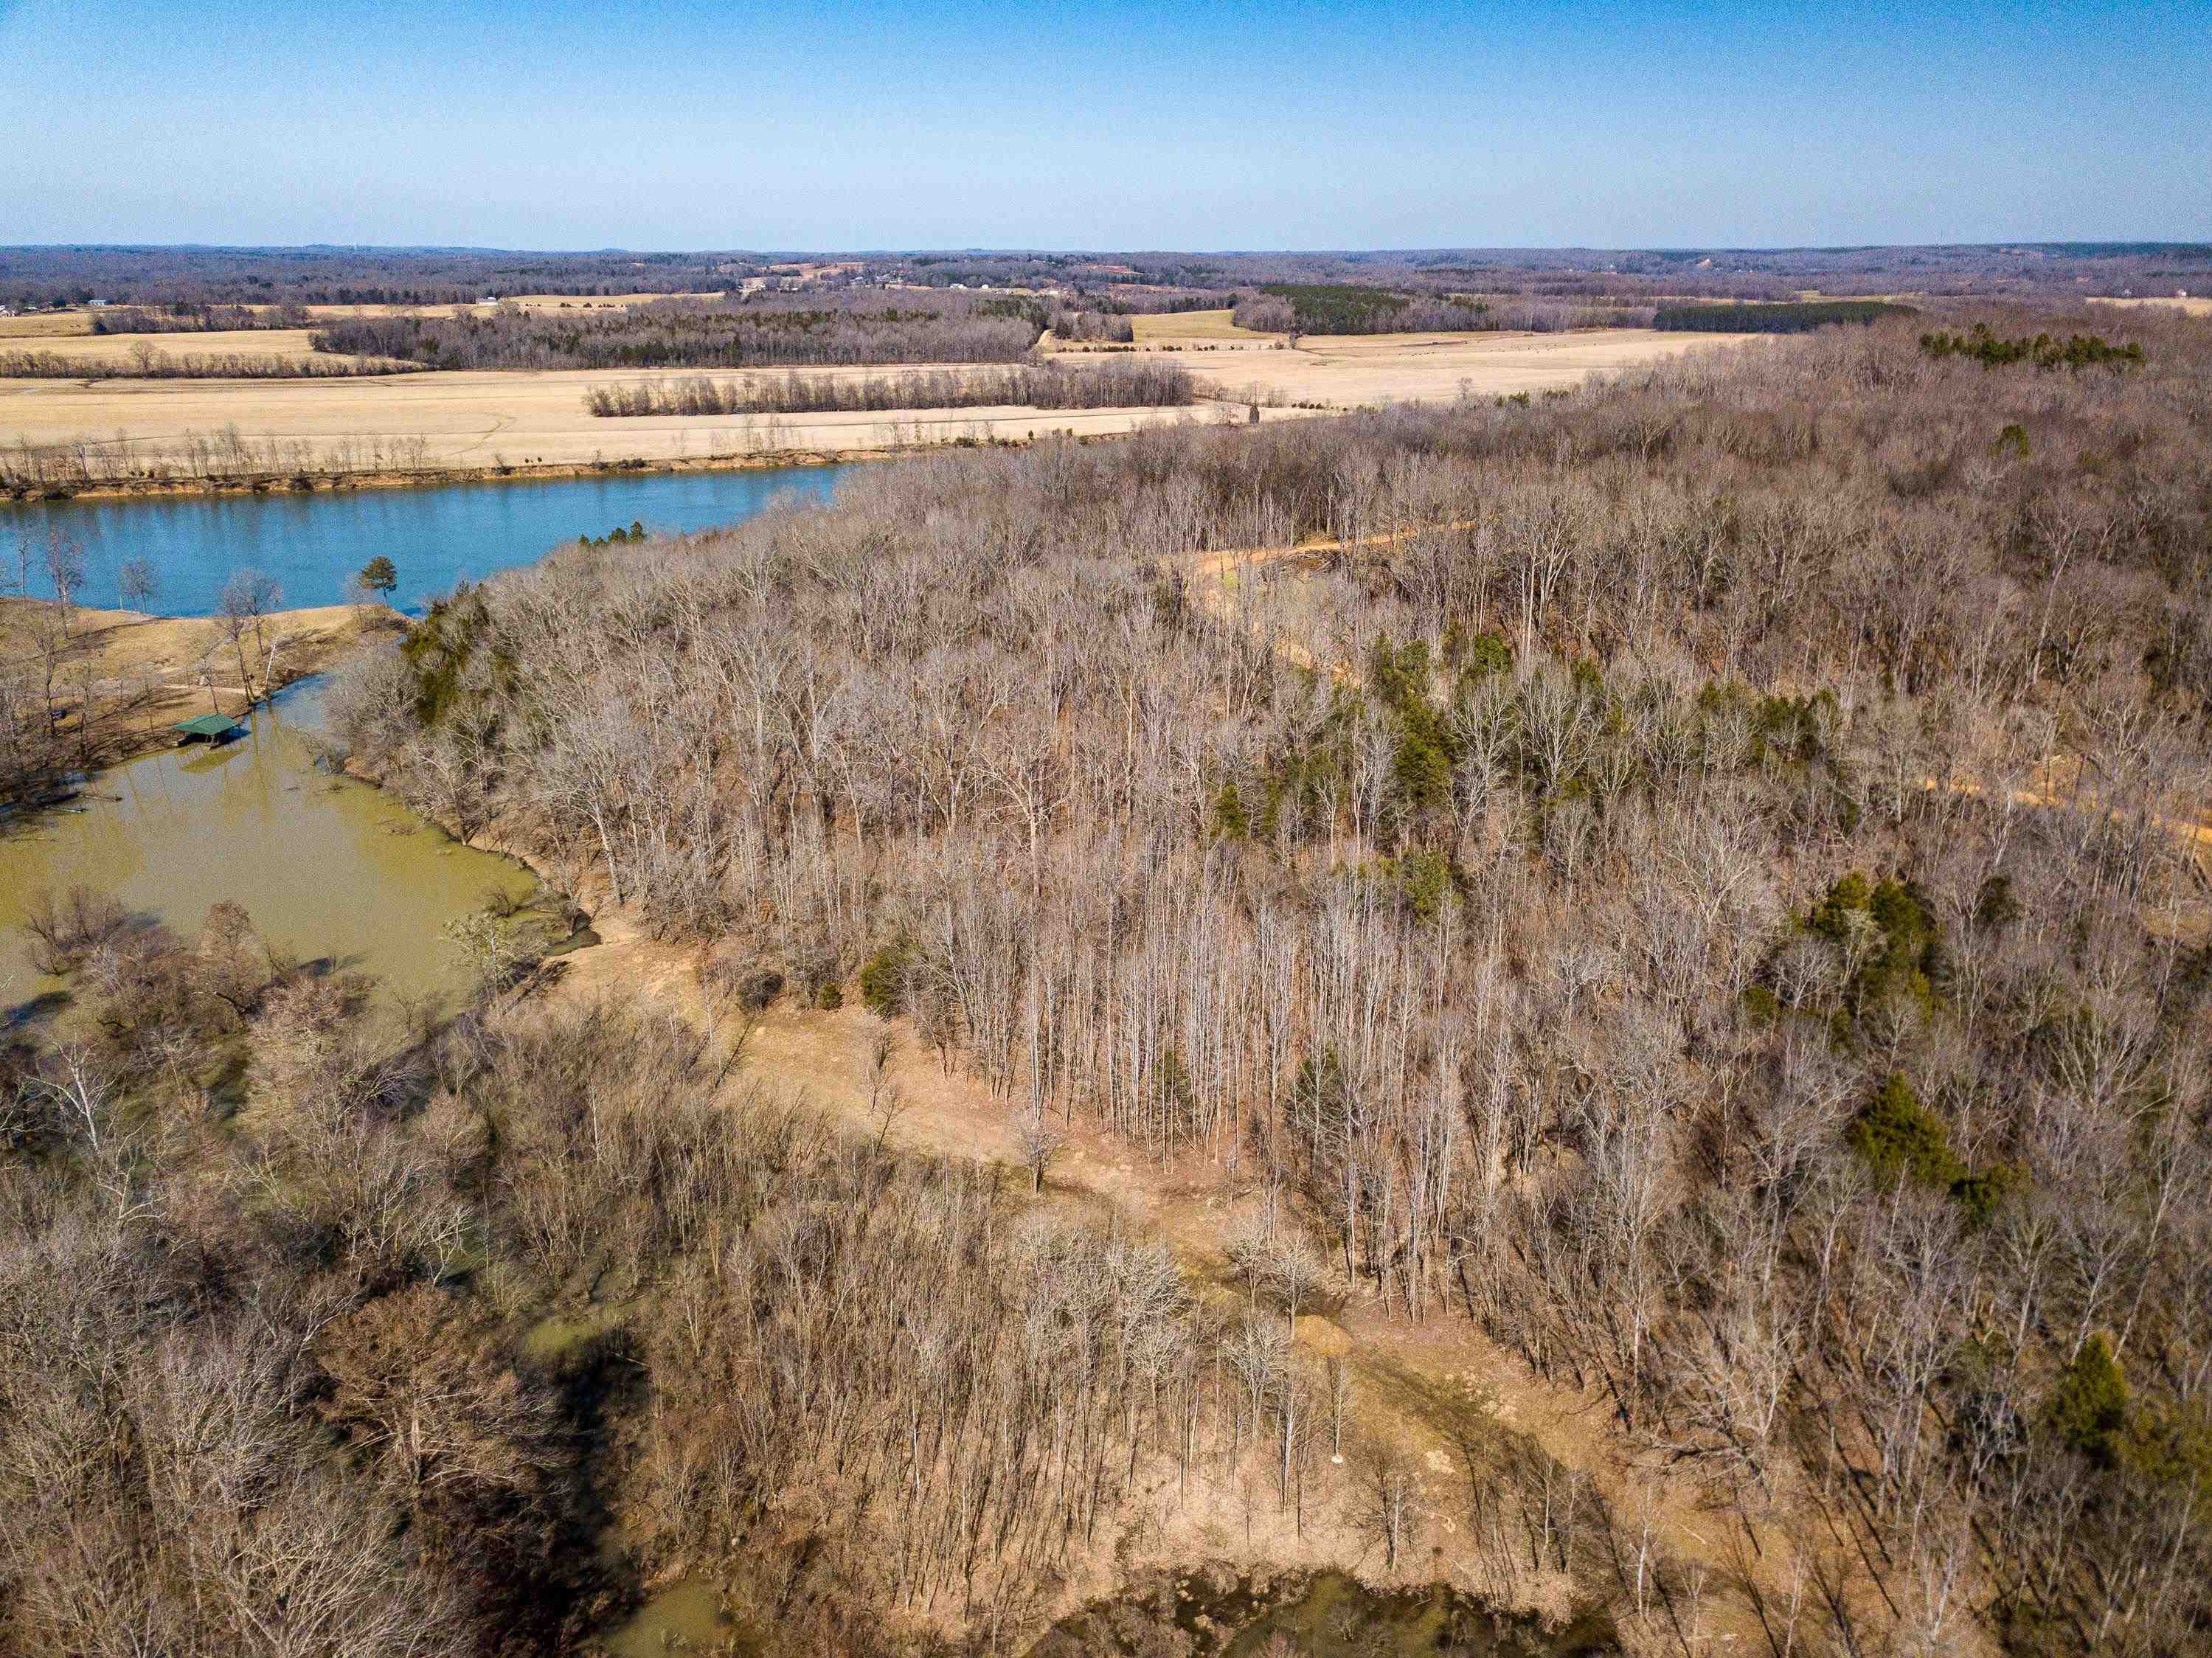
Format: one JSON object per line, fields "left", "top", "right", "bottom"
{"left": 0, "top": 597, "right": 406, "bottom": 777}
{"left": 0, "top": 459, "right": 852, "bottom": 616}
{"left": 0, "top": 676, "right": 545, "bottom": 1020}
{"left": 2, "top": 433, "right": 1061, "bottom": 504}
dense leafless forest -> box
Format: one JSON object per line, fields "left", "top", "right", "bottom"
{"left": 1231, "top": 289, "right": 1654, "bottom": 336}
{"left": 1046, "top": 308, "right": 1138, "bottom": 343}
{"left": 7, "top": 243, "right": 2207, "bottom": 313}
{"left": 4, "top": 899, "right": 1219, "bottom": 1654}
{"left": 582, "top": 360, "right": 1196, "bottom": 417}
{"left": 7, "top": 296, "right": 2211, "bottom": 1656}
{"left": 0, "top": 247, "right": 757, "bottom": 308}
{"left": 86, "top": 302, "right": 316, "bottom": 333}
{"left": 311, "top": 294, "right": 1045, "bottom": 371}
{"left": 303, "top": 304, "right": 2212, "bottom": 1654}
{"left": 4, "top": 881, "right": 1656, "bottom": 1657}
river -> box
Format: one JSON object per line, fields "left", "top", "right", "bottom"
{"left": 1, "top": 462, "right": 846, "bottom": 614}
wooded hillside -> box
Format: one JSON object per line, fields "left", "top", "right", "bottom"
{"left": 330, "top": 305, "right": 2212, "bottom": 1654}
{"left": 9, "top": 302, "right": 2210, "bottom": 1657}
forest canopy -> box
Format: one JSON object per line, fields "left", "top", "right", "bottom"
{"left": 303, "top": 304, "right": 2212, "bottom": 1654}
{"left": 310, "top": 292, "right": 1044, "bottom": 370}
{"left": 1651, "top": 299, "right": 1918, "bottom": 333}
{"left": 10, "top": 296, "right": 2212, "bottom": 1658}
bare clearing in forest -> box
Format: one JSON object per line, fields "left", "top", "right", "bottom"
{"left": 0, "top": 597, "right": 403, "bottom": 765}
{"left": 1129, "top": 307, "right": 1279, "bottom": 345}
{"left": 1176, "top": 327, "right": 1757, "bottom": 408}
{"left": 2087, "top": 294, "right": 2212, "bottom": 316}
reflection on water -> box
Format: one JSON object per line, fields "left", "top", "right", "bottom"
{"left": 0, "top": 678, "right": 536, "bottom": 1020}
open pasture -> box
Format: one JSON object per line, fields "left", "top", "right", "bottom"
{"left": 1175, "top": 325, "right": 1755, "bottom": 407}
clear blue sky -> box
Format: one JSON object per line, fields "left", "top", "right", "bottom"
{"left": 7, "top": 0, "right": 2206, "bottom": 249}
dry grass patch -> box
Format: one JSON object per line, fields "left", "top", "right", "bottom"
{"left": 1132, "top": 308, "right": 1281, "bottom": 345}
{"left": 0, "top": 311, "right": 94, "bottom": 339}
{"left": 4, "top": 330, "right": 1744, "bottom": 493}
{"left": 2087, "top": 294, "right": 2212, "bottom": 316}
{"left": 3, "top": 367, "right": 1300, "bottom": 490}
{"left": 1179, "top": 327, "right": 1758, "bottom": 409}
{"left": 0, "top": 327, "right": 341, "bottom": 367}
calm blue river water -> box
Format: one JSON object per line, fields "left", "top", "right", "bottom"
{"left": 1, "top": 464, "right": 847, "bottom": 615}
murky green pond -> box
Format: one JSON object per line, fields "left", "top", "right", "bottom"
{"left": 1, "top": 677, "right": 535, "bottom": 1022}
{"left": 598, "top": 1578, "right": 745, "bottom": 1658}
{"left": 1030, "top": 1569, "right": 1620, "bottom": 1658}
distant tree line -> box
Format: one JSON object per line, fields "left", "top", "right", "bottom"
{"left": 0, "top": 246, "right": 777, "bottom": 308}
{"left": 2, "top": 429, "right": 437, "bottom": 496}
{"left": 1652, "top": 299, "right": 1918, "bottom": 333}
{"left": 1232, "top": 285, "right": 1654, "bottom": 335}
{"left": 0, "top": 348, "right": 420, "bottom": 381}
{"left": 89, "top": 302, "right": 313, "bottom": 333}
{"left": 582, "top": 360, "right": 1195, "bottom": 417}
{"left": 7, "top": 243, "right": 2206, "bottom": 313}
{"left": 1249, "top": 283, "right": 1424, "bottom": 333}
{"left": 1048, "top": 308, "right": 1138, "bottom": 343}
{"left": 311, "top": 293, "right": 1043, "bottom": 371}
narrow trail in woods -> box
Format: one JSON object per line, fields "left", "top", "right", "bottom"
{"left": 463, "top": 509, "right": 2211, "bottom": 1651}
{"left": 507, "top": 886, "right": 1783, "bottom": 1648}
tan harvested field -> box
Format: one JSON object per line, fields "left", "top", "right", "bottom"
{"left": 1174, "top": 325, "right": 1756, "bottom": 406}
{"left": 1045, "top": 307, "right": 1280, "bottom": 355}
{"left": 3, "top": 329, "right": 1750, "bottom": 493}
{"left": 294, "top": 293, "right": 713, "bottom": 319}
{"left": 2088, "top": 294, "right": 2212, "bottom": 316}
{"left": 1789, "top": 289, "right": 1927, "bottom": 302}
{"left": 0, "top": 293, "right": 709, "bottom": 340}
{"left": 0, "top": 327, "right": 338, "bottom": 366}
{"left": 0, "top": 363, "right": 1288, "bottom": 484}
{"left": 297, "top": 301, "right": 465, "bottom": 320}
{"left": 0, "top": 311, "right": 95, "bottom": 339}
{"left": 505, "top": 291, "right": 715, "bottom": 310}
{"left": 1129, "top": 306, "right": 1276, "bottom": 344}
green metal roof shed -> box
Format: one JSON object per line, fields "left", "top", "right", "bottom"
{"left": 173, "top": 713, "right": 243, "bottom": 742}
